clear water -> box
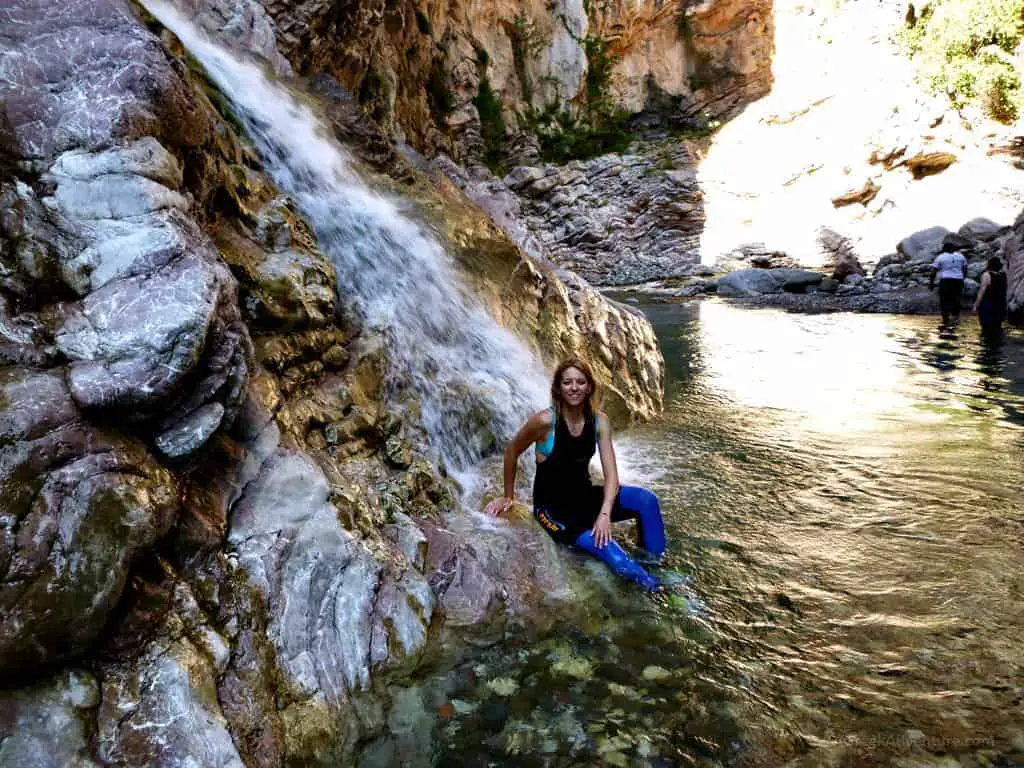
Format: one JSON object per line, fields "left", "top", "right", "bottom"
{"left": 426, "top": 301, "right": 1024, "bottom": 767}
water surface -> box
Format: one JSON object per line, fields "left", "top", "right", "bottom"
{"left": 429, "top": 301, "right": 1024, "bottom": 767}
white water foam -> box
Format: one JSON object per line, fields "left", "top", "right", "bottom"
{"left": 143, "top": 1, "right": 550, "bottom": 496}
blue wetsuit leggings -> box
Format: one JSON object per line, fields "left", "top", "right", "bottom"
{"left": 573, "top": 485, "right": 665, "bottom": 591}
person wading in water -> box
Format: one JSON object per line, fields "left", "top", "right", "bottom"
{"left": 929, "top": 242, "right": 968, "bottom": 326}
{"left": 972, "top": 256, "right": 1008, "bottom": 339}
{"left": 486, "top": 358, "right": 666, "bottom": 591}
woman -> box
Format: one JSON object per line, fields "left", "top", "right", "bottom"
{"left": 485, "top": 358, "right": 665, "bottom": 591}
{"left": 972, "top": 256, "right": 1008, "bottom": 339}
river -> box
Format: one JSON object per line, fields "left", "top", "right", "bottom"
{"left": 421, "top": 300, "right": 1024, "bottom": 768}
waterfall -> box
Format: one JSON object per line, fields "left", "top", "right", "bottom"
{"left": 143, "top": 1, "right": 549, "bottom": 493}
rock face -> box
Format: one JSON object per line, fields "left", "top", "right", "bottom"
{"left": 258, "top": 0, "right": 774, "bottom": 162}
{"left": 0, "top": 1, "right": 668, "bottom": 766}
{"left": 498, "top": 144, "right": 704, "bottom": 286}
{"left": 1004, "top": 211, "right": 1024, "bottom": 321}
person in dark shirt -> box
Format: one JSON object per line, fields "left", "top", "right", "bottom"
{"left": 486, "top": 358, "right": 665, "bottom": 591}
{"left": 972, "top": 256, "right": 1008, "bottom": 339}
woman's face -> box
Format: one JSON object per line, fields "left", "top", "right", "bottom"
{"left": 559, "top": 367, "right": 590, "bottom": 407}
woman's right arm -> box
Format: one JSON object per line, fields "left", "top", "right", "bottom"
{"left": 486, "top": 409, "right": 552, "bottom": 516}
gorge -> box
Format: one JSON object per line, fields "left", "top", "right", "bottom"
{"left": 0, "top": 0, "right": 1022, "bottom": 766}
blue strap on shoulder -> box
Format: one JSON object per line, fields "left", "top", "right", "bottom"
{"left": 535, "top": 406, "right": 556, "bottom": 459}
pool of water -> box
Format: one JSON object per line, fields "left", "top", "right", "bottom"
{"left": 423, "top": 301, "right": 1024, "bottom": 767}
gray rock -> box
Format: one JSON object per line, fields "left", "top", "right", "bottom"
{"left": 716, "top": 268, "right": 784, "bottom": 296}
{"left": 57, "top": 254, "right": 226, "bottom": 409}
{"left": 897, "top": 226, "right": 951, "bottom": 262}
{"left": 175, "top": 0, "right": 294, "bottom": 76}
{"left": 770, "top": 268, "right": 824, "bottom": 291}
{"left": 98, "top": 631, "right": 245, "bottom": 768}
{"left": 0, "top": 0, "right": 208, "bottom": 162}
{"left": 0, "top": 669, "right": 100, "bottom": 767}
{"left": 155, "top": 402, "right": 226, "bottom": 459}
{"left": 958, "top": 217, "right": 1008, "bottom": 241}
{"left": 384, "top": 513, "right": 428, "bottom": 571}
{"left": 0, "top": 369, "right": 178, "bottom": 676}
{"left": 228, "top": 451, "right": 434, "bottom": 714}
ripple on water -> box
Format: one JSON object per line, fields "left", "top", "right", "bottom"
{"left": 432, "top": 304, "right": 1023, "bottom": 767}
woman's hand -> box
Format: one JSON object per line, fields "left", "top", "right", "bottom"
{"left": 592, "top": 510, "right": 612, "bottom": 548}
{"left": 486, "top": 497, "right": 513, "bottom": 517}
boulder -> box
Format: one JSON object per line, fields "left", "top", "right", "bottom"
{"left": 771, "top": 268, "right": 825, "bottom": 292}
{"left": 958, "top": 217, "right": 1009, "bottom": 241}
{"left": 0, "top": 369, "right": 178, "bottom": 678}
{"left": 716, "top": 268, "right": 784, "bottom": 296}
{"left": 897, "top": 226, "right": 951, "bottom": 262}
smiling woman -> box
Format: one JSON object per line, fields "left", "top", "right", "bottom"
{"left": 486, "top": 357, "right": 667, "bottom": 591}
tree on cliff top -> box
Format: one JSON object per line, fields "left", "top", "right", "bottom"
{"left": 901, "top": 0, "right": 1024, "bottom": 123}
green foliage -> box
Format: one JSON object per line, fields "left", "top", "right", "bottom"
{"left": 523, "top": 106, "right": 632, "bottom": 164}
{"left": 900, "top": 0, "right": 1024, "bottom": 122}
{"left": 473, "top": 78, "right": 507, "bottom": 172}
{"left": 583, "top": 35, "right": 615, "bottom": 110}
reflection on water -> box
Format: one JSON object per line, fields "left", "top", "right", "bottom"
{"left": 427, "top": 302, "right": 1024, "bottom": 767}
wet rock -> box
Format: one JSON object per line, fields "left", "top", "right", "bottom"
{"left": 56, "top": 253, "right": 232, "bottom": 409}
{"left": 215, "top": 198, "right": 337, "bottom": 331}
{"left": 0, "top": 0, "right": 209, "bottom": 162}
{"left": 0, "top": 668, "right": 100, "bottom": 767}
{"left": 384, "top": 512, "right": 428, "bottom": 570}
{"left": 175, "top": 0, "right": 294, "bottom": 76}
{"left": 0, "top": 369, "right": 178, "bottom": 678}
{"left": 154, "top": 402, "right": 226, "bottom": 459}
{"left": 97, "top": 618, "right": 244, "bottom": 767}
{"left": 1004, "top": 211, "right": 1024, "bottom": 319}
{"left": 226, "top": 450, "right": 435, "bottom": 759}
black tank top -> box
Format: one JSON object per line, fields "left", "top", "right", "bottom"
{"left": 981, "top": 270, "right": 1007, "bottom": 310}
{"left": 533, "top": 410, "right": 596, "bottom": 511}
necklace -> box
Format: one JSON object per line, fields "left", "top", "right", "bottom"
{"left": 564, "top": 415, "right": 585, "bottom": 437}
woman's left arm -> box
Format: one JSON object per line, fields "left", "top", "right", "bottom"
{"left": 972, "top": 271, "right": 991, "bottom": 312}
{"left": 593, "top": 412, "right": 620, "bottom": 548}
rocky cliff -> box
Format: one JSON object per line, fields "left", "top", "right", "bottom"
{"left": 253, "top": 0, "right": 773, "bottom": 164}
{"left": 0, "top": 1, "right": 667, "bottom": 765}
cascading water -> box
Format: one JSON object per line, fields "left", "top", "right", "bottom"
{"left": 143, "top": 1, "right": 549, "bottom": 492}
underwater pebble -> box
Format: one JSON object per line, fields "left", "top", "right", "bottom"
{"left": 451, "top": 699, "right": 477, "bottom": 715}
{"left": 641, "top": 665, "right": 671, "bottom": 681}
{"left": 486, "top": 677, "right": 520, "bottom": 696}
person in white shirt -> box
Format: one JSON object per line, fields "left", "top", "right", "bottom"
{"left": 928, "top": 243, "right": 968, "bottom": 326}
